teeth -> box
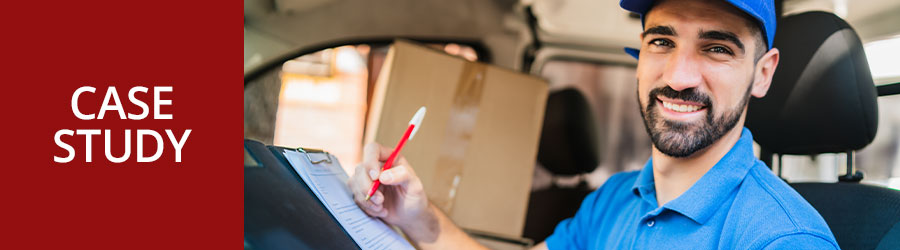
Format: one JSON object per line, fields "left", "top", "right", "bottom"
{"left": 662, "top": 101, "right": 702, "bottom": 113}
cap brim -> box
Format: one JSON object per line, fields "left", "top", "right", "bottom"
{"left": 625, "top": 47, "right": 640, "bottom": 59}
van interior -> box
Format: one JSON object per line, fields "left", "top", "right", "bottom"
{"left": 244, "top": 0, "right": 900, "bottom": 249}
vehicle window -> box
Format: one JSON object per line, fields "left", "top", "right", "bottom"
{"left": 865, "top": 36, "right": 900, "bottom": 84}
{"left": 858, "top": 94, "right": 900, "bottom": 189}
{"left": 244, "top": 43, "right": 480, "bottom": 174}
{"left": 860, "top": 36, "right": 900, "bottom": 189}
{"left": 538, "top": 60, "right": 650, "bottom": 188}
{"left": 274, "top": 45, "right": 371, "bottom": 174}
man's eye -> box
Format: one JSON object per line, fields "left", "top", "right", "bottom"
{"left": 707, "top": 46, "right": 733, "bottom": 55}
{"left": 649, "top": 39, "right": 672, "bottom": 47}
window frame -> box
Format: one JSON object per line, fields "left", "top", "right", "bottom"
{"left": 244, "top": 38, "right": 491, "bottom": 87}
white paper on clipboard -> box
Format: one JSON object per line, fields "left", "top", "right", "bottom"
{"left": 283, "top": 149, "right": 414, "bottom": 250}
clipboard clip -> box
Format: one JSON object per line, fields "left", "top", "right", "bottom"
{"left": 296, "top": 147, "right": 333, "bottom": 164}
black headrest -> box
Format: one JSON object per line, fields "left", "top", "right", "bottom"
{"left": 537, "top": 88, "right": 599, "bottom": 175}
{"left": 746, "top": 11, "right": 878, "bottom": 155}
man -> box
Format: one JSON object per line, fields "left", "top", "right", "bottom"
{"left": 348, "top": 0, "right": 840, "bottom": 249}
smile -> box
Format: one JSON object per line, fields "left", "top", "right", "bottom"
{"left": 662, "top": 101, "right": 703, "bottom": 113}
{"left": 656, "top": 96, "right": 708, "bottom": 115}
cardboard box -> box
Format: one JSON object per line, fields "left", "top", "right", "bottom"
{"left": 364, "top": 40, "right": 548, "bottom": 238}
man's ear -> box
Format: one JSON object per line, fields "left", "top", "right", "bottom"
{"left": 751, "top": 48, "right": 780, "bottom": 98}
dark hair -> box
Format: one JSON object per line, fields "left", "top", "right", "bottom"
{"left": 747, "top": 21, "right": 768, "bottom": 63}
{"left": 736, "top": 10, "right": 768, "bottom": 63}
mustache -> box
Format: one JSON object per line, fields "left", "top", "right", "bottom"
{"left": 649, "top": 86, "right": 711, "bottom": 106}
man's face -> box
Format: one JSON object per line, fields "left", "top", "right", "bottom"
{"left": 636, "top": 0, "right": 763, "bottom": 158}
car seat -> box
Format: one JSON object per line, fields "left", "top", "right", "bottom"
{"left": 746, "top": 11, "right": 900, "bottom": 250}
{"left": 523, "top": 88, "right": 599, "bottom": 242}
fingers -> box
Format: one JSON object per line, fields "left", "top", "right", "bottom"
{"left": 353, "top": 143, "right": 420, "bottom": 219}
{"left": 360, "top": 190, "right": 388, "bottom": 218}
{"left": 350, "top": 164, "right": 375, "bottom": 204}
{"left": 379, "top": 164, "right": 415, "bottom": 188}
{"left": 352, "top": 163, "right": 373, "bottom": 188}
{"left": 355, "top": 143, "right": 384, "bottom": 198}
{"left": 370, "top": 190, "right": 385, "bottom": 204}
{"left": 362, "top": 142, "right": 393, "bottom": 163}
{"left": 351, "top": 161, "right": 388, "bottom": 218}
{"left": 368, "top": 168, "right": 380, "bottom": 182}
{"left": 360, "top": 142, "right": 390, "bottom": 182}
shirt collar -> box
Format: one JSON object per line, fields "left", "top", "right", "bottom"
{"left": 632, "top": 158, "right": 659, "bottom": 207}
{"left": 631, "top": 127, "right": 758, "bottom": 224}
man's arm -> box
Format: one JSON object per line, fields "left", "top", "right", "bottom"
{"left": 759, "top": 233, "right": 838, "bottom": 250}
{"left": 398, "top": 203, "right": 486, "bottom": 250}
{"left": 397, "top": 202, "right": 550, "bottom": 250}
{"left": 349, "top": 143, "right": 553, "bottom": 250}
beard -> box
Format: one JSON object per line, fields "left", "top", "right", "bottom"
{"left": 639, "top": 83, "right": 752, "bottom": 158}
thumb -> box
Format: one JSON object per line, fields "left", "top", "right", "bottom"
{"left": 378, "top": 165, "right": 416, "bottom": 188}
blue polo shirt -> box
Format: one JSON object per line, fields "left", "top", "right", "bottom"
{"left": 545, "top": 128, "right": 839, "bottom": 249}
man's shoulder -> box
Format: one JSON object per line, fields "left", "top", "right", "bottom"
{"left": 726, "top": 161, "right": 838, "bottom": 249}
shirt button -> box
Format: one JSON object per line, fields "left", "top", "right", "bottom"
{"left": 647, "top": 220, "right": 655, "bottom": 227}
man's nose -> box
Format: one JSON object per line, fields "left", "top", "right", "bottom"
{"left": 662, "top": 49, "right": 703, "bottom": 91}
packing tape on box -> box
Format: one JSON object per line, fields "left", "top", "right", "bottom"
{"left": 431, "top": 62, "right": 487, "bottom": 213}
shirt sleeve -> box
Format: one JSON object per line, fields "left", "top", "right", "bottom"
{"left": 759, "top": 233, "right": 839, "bottom": 250}
{"left": 544, "top": 173, "right": 628, "bottom": 250}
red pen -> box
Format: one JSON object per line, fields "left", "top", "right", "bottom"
{"left": 365, "top": 106, "right": 426, "bottom": 201}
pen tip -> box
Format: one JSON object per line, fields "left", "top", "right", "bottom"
{"left": 364, "top": 194, "right": 371, "bottom": 201}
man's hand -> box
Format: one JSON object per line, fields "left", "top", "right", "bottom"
{"left": 349, "top": 143, "right": 429, "bottom": 229}
{"left": 348, "top": 142, "right": 489, "bottom": 250}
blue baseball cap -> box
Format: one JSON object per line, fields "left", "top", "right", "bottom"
{"left": 620, "top": 0, "right": 776, "bottom": 59}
